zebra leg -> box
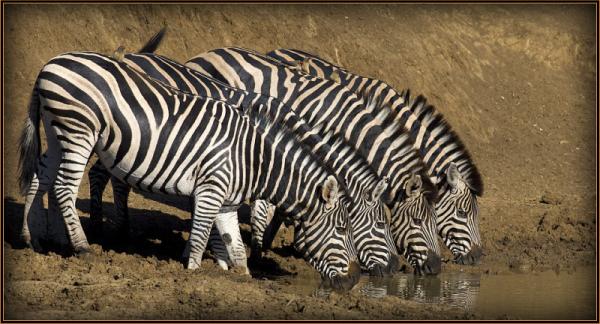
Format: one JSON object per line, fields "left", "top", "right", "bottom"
{"left": 52, "top": 134, "right": 94, "bottom": 255}
{"left": 22, "top": 146, "right": 61, "bottom": 250}
{"left": 88, "top": 160, "right": 110, "bottom": 236}
{"left": 186, "top": 180, "right": 229, "bottom": 270}
{"left": 261, "top": 209, "right": 285, "bottom": 252}
{"left": 208, "top": 224, "right": 231, "bottom": 270}
{"left": 107, "top": 176, "right": 131, "bottom": 240}
{"left": 21, "top": 173, "right": 48, "bottom": 251}
{"left": 250, "top": 200, "right": 275, "bottom": 260}
{"left": 213, "top": 211, "right": 248, "bottom": 274}
{"left": 47, "top": 188, "right": 70, "bottom": 248}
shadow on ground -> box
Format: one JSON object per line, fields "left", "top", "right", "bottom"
{"left": 4, "top": 196, "right": 294, "bottom": 277}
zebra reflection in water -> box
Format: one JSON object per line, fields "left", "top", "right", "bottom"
{"left": 358, "top": 273, "right": 481, "bottom": 310}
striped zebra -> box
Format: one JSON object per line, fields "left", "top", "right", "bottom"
{"left": 18, "top": 51, "right": 361, "bottom": 288}
{"left": 184, "top": 47, "right": 442, "bottom": 275}
{"left": 251, "top": 106, "right": 400, "bottom": 275}
{"left": 86, "top": 39, "right": 399, "bottom": 274}
{"left": 266, "top": 48, "right": 484, "bottom": 264}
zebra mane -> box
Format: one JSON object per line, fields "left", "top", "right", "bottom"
{"left": 361, "top": 92, "right": 440, "bottom": 204}
{"left": 402, "top": 90, "right": 484, "bottom": 196}
{"left": 301, "top": 121, "right": 385, "bottom": 199}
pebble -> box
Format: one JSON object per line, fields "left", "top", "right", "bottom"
{"left": 540, "top": 192, "right": 561, "bottom": 205}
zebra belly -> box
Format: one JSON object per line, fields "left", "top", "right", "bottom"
{"left": 95, "top": 150, "right": 198, "bottom": 197}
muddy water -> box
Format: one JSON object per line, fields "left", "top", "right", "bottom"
{"left": 282, "top": 267, "right": 596, "bottom": 320}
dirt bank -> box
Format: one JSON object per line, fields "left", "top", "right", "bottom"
{"left": 2, "top": 4, "right": 596, "bottom": 320}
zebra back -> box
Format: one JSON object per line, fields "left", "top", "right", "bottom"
{"left": 267, "top": 48, "right": 484, "bottom": 262}
{"left": 186, "top": 47, "right": 441, "bottom": 270}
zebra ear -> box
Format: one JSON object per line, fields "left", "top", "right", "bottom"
{"left": 405, "top": 174, "right": 422, "bottom": 198}
{"left": 301, "top": 59, "right": 311, "bottom": 74}
{"left": 371, "top": 177, "right": 389, "bottom": 201}
{"left": 330, "top": 70, "right": 341, "bottom": 83}
{"left": 446, "top": 163, "right": 460, "bottom": 189}
{"left": 322, "top": 175, "right": 340, "bottom": 205}
{"left": 384, "top": 204, "right": 392, "bottom": 225}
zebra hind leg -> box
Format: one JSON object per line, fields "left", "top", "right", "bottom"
{"left": 51, "top": 130, "right": 95, "bottom": 255}
{"left": 106, "top": 176, "right": 131, "bottom": 242}
{"left": 22, "top": 146, "right": 61, "bottom": 251}
{"left": 88, "top": 160, "right": 110, "bottom": 238}
{"left": 186, "top": 179, "right": 229, "bottom": 270}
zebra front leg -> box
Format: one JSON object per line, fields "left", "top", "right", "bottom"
{"left": 250, "top": 200, "right": 275, "bottom": 261}
{"left": 213, "top": 210, "right": 248, "bottom": 274}
{"left": 208, "top": 224, "right": 231, "bottom": 270}
{"left": 260, "top": 209, "right": 285, "bottom": 253}
{"left": 88, "top": 161, "right": 110, "bottom": 236}
{"left": 186, "top": 180, "right": 229, "bottom": 270}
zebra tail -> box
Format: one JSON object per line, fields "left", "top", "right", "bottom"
{"left": 18, "top": 85, "right": 41, "bottom": 196}
{"left": 138, "top": 26, "right": 167, "bottom": 53}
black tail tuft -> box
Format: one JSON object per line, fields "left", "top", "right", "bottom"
{"left": 18, "top": 87, "right": 41, "bottom": 196}
{"left": 139, "top": 26, "right": 167, "bottom": 53}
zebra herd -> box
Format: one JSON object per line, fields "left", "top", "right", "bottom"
{"left": 18, "top": 28, "right": 483, "bottom": 290}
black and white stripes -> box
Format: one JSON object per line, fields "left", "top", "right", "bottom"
{"left": 186, "top": 47, "right": 442, "bottom": 273}
{"left": 19, "top": 51, "right": 360, "bottom": 288}
{"left": 266, "top": 48, "right": 484, "bottom": 264}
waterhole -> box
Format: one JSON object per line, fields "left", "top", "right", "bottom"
{"left": 280, "top": 267, "right": 596, "bottom": 319}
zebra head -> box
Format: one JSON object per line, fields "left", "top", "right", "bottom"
{"left": 436, "top": 163, "right": 482, "bottom": 265}
{"left": 389, "top": 174, "right": 442, "bottom": 275}
{"left": 351, "top": 177, "right": 401, "bottom": 277}
{"left": 294, "top": 175, "right": 360, "bottom": 291}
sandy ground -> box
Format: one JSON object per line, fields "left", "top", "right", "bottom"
{"left": 2, "top": 4, "right": 597, "bottom": 320}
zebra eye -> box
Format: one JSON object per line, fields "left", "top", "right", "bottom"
{"left": 457, "top": 208, "right": 467, "bottom": 218}
{"left": 412, "top": 217, "right": 422, "bottom": 226}
{"left": 336, "top": 225, "right": 347, "bottom": 235}
{"left": 375, "top": 221, "right": 386, "bottom": 229}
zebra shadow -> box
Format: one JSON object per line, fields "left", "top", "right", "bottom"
{"left": 4, "top": 197, "right": 295, "bottom": 276}
{"left": 4, "top": 196, "right": 190, "bottom": 261}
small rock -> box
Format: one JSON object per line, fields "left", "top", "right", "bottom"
{"left": 540, "top": 192, "right": 561, "bottom": 205}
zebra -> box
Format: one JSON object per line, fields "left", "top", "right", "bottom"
{"left": 184, "top": 47, "right": 442, "bottom": 275}
{"left": 86, "top": 38, "right": 400, "bottom": 275}
{"left": 17, "top": 51, "right": 361, "bottom": 289}
{"left": 266, "top": 48, "right": 484, "bottom": 264}
{"left": 250, "top": 106, "right": 400, "bottom": 275}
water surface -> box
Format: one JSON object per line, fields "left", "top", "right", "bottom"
{"left": 283, "top": 267, "right": 596, "bottom": 319}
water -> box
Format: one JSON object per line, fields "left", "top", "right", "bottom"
{"left": 283, "top": 267, "right": 596, "bottom": 320}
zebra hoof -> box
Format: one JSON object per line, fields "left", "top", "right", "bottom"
{"left": 74, "top": 245, "right": 92, "bottom": 257}
{"left": 216, "top": 258, "right": 229, "bottom": 271}
{"left": 249, "top": 246, "right": 263, "bottom": 262}
{"left": 186, "top": 257, "right": 202, "bottom": 270}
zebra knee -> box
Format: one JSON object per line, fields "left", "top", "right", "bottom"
{"left": 221, "top": 233, "right": 232, "bottom": 244}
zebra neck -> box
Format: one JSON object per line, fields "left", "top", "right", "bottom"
{"left": 250, "top": 130, "right": 323, "bottom": 220}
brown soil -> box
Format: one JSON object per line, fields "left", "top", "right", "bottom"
{"left": 2, "top": 4, "right": 596, "bottom": 320}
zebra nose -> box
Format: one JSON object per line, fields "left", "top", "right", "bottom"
{"left": 329, "top": 261, "right": 361, "bottom": 291}
{"left": 385, "top": 253, "right": 401, "bottom": 274}
{"left": 464, "top": 244, "right": 483, "bottom": 265}
{"left": 349, "top": 261, "right": 361, "bottom": 281}
{"left": 422, "top": 251, "right": 442, "bottom": 275}
{"left": 369, "top": 263, "right": 385, "bottom": 277}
